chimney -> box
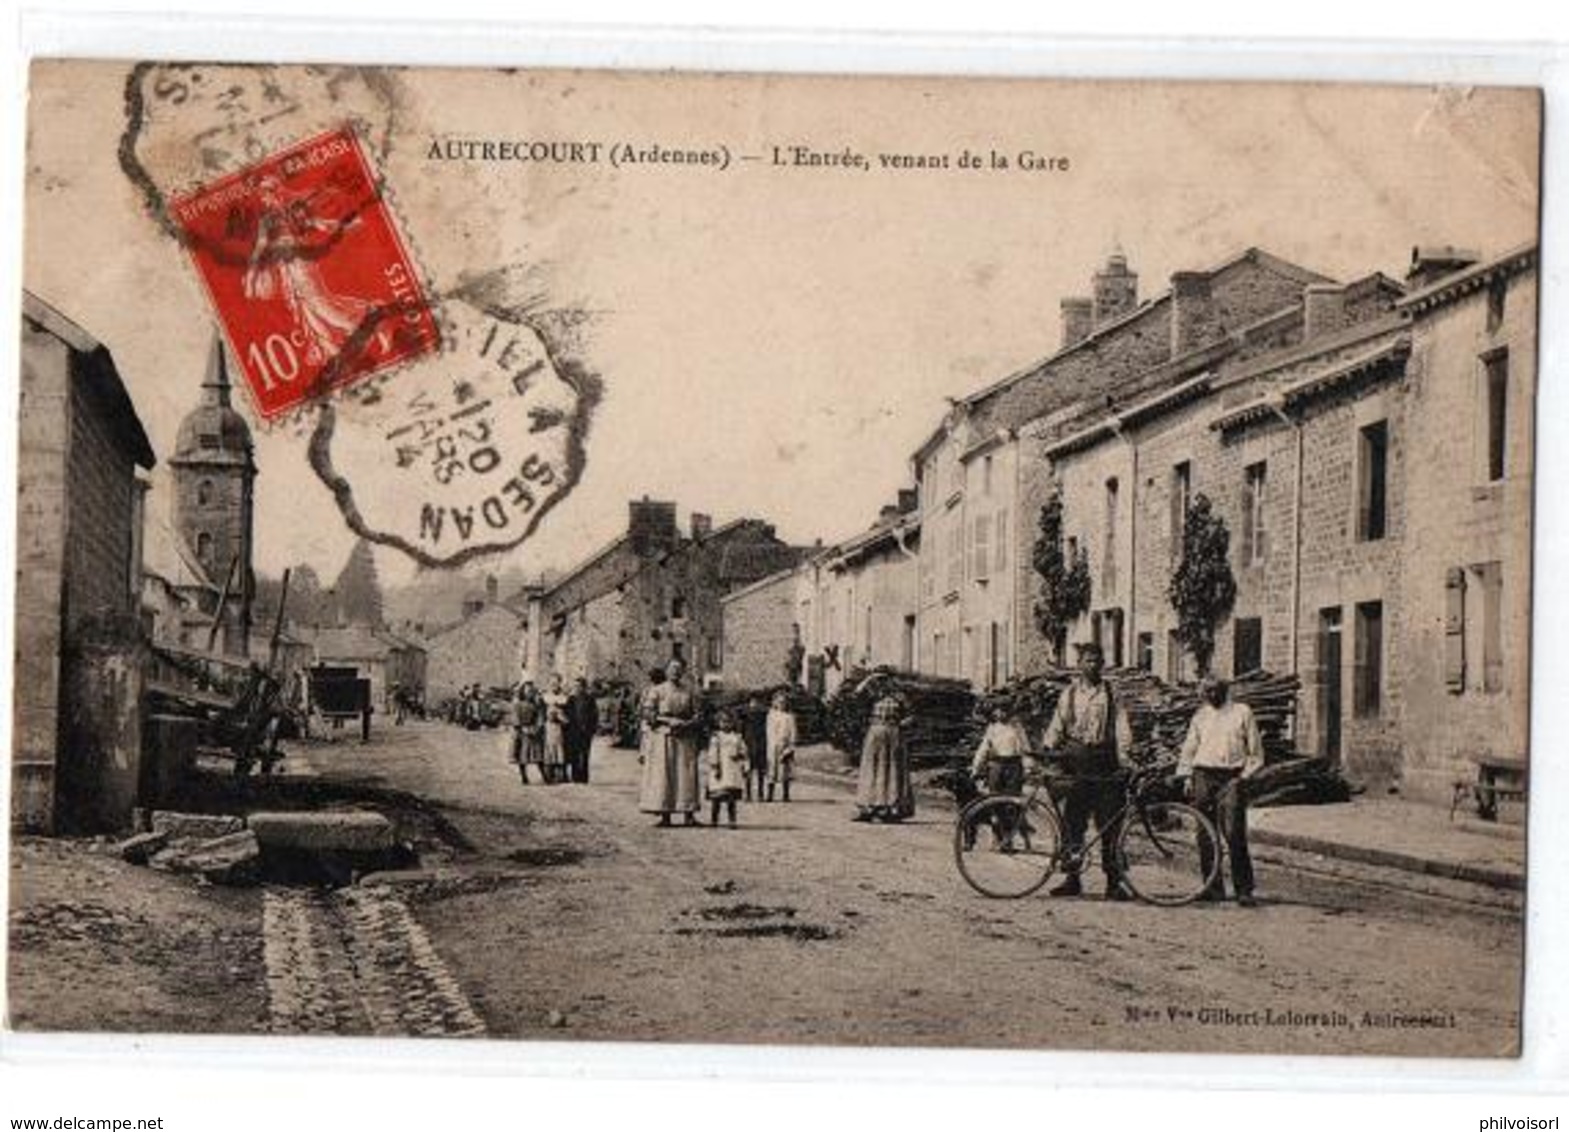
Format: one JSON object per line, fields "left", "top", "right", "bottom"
{"left": 897, "top": 488, "right": 918, "bottom": 514}
{"left": 1092, "top": 250, "right": 1139, "bottom": 327}
{"left": 1407, "top": 245, "right": 1479, "bottom": 290}
{"left": 690, "top": 512, "right": 713, "bottom": 540}
{"left": 1060, "top": 297, "right": 1094, "bottom": 349}
{"left": 485, "top": 574, "right": 498, "bottom": 603}
{"left": 1169, "top": 270, "right": 1218, "bottom": 357}
{"left": 1303, "top": 283, "right": 1347, "bottom": 340}
{"left": 629, "top": 498, "right": 679, "bottom": 557}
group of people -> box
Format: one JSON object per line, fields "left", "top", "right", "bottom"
{"left": 635, "top": 660, "right": 802, "bottom": 828}
{"left": 508, "top": 674, "right": 600, "bottom": 785}
{"left": 968, "top": 641, "right": 1263, "bottom": 906}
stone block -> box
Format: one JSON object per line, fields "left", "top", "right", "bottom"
{"left": 150, "top": 829, "right": 260, "bottom": 885}
{"left": 117, "top": 830, "right": 169, "bottom": 865}
{"left": 150, "top": 811, "right": 245, "bottom": 841}
{"left": 247, "top": 810, "right": 396, "bottom": 852}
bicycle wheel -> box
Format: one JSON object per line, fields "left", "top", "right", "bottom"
{"left": 1115, "top": 801, "right": 1221, "bottom": 906}
{"left": 954, "top": 795, "right": 1062, "bottom": 899}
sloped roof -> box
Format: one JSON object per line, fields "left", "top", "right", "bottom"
{"left": 142, "top": 513, "right": 218, "bottom": 593}
{"left": 22, "top": 290, "right": 156, "bottom": 470}
{"left": 912, "top": 246, "right": 1334, "bottom": 462}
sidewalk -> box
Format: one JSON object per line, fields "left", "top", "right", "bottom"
{"left": 1249, "top": 797, "right": 1525, "bottom": 891}
{"left": 794, "top": 743, "right": 1526, "bottom": 892}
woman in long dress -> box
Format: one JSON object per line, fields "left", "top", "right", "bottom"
{"left": 512, "top": 682, "right": 545, "bottom": 785}
{"left": 765, "top": 690, "right": 798, "bottom": 803}
{"left": 541, "top": 674, "right": 570, "bottom": 785}
{"left": 640, "top": 659, "right": 702, "bottom": 827}
{"left": 637, "top": 668, "right": 670, "bottom": 817}
{"left": 855, "top": 694, "right": 915, "bottom": 822}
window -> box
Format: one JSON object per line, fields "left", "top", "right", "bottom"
{"left": 1136, "top": 632, "right": 1154, "bottom": 672}
{"left": 1166, "top": 629, "right": 1185, "bottom": 685}
{"left": 1104, "top": 477, "right": 1120, "bottom": 596}
{"left": 195, "top": 531, "right": 213, "bottom": 565}
{"left": 1169, "top": 461, "right": 1192, "bottom": 553}
{"left": 1453, "top": 562, "right": 1505, "bottom": 695}
{"left": 994, "top": 508, "right": 1009, "bottom": 574}
{"left": 671, "top": 594, "right": 687, "bottom": 619}
{"left": 197, "top": 479, "right": 214, "bottom": 507}
{"left": 671, "top": 641, "right": 686, "bottom": 664}
{"left": 1353, "top": 601, "right": 1383, "bottom": 718}
{"left": 198, "top": 433, "right": 220, "bottom": 450}
{"left": 1241, "top": 462, "right": 1268, "bottom": 567}
{"left": 1233, "top": 617, "right": 1263, "bottom": 677}
{"left": 1484, "top": 351, "right": 1508, "bottom": 483}
{"left": 946, "top": 522, "right": 964, "bottom": 593}
{"left": 972, "top": 513, "right": 991, "bottom": 582}
{"left": 1357, "top": 421, "right": 1389, "bottom": 542}
{"left": 982, "top": 454, "right": 995, "bottom": 496}
{"left": 707, "top": 636, "right": 723, "bottom": 670}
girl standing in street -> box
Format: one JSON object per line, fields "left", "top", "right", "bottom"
{"left": 765, "top": 690, "right": 798, "bottom": 803}
{"left": 705, "top": 709, "right": 749, "bottom": 828}
{"left": 512, "top": 681, "right": 545, "bottom": 785}
{"left": 542, "top": 674, "right": 570, "bottom": 785}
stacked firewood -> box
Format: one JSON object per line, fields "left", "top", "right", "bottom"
{"left": 975, "top": 666, "right": 1303, "bottom": 766}
{"left": 825, "top": 666, "right": 977, "bottom": 764}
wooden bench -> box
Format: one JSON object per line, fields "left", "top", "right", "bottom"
{"left": 1451, "top": 755, "right": 1528, "bottom": 822}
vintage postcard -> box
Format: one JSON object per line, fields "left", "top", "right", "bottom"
{"left": 8, "top": 60, "right": 1539, "bottom": 1056}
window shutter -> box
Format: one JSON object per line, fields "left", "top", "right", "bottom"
{"left": 973, "top": 514, "right": 991, "bottom": 580}
{"left": 1445, "top": 567, "right": 1467, "bottom": 693}
{"left": 1241, "top": 479, "right": 1255, "bottom": 564}
{"left": 994, "top": 509, "right": 1009, "bottom": 573}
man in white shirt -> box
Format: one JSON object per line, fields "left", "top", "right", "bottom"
{"left": 1176, "top": 675, "right": 1264, "bottom": 907}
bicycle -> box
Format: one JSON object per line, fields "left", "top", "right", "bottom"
{"left": 953, "top": 759, "right": 1222, "bottom": 906}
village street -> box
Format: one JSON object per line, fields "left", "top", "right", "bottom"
{"left": 275, "top": 719, "right": 1525, "bottom": 1056}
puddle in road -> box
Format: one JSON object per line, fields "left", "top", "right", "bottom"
{"left": 506, "top": 848, "right": 585, "bottom": 868}
{"left": 698, "top": 903, "right": 797, "bottom": 922}
{"left": 676, "top": 923, "right": 841, "bottom": 942}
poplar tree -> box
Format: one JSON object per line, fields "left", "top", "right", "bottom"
{"left": 1168, "top": 492, "right": 1237, "bottom": 677}
{"left": 1032, "top": 488, "right": 1092, "bottom": 665}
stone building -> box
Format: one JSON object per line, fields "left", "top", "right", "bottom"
{"left": 1028, "top": 243, "right": 1535, "bottom": 797}
{"left": 421, "top": 575, "right": 533, "bottom": 700}
{"left": 529, "top": 499, "right": 805, "bottom": 688}
{"left": 721, "top": 498, "right": 920, "bottom": 695}
{"left": 14, "top": 292, "right": 156, "bottom": 833}
{"left": 719, "top": 566, "right": 803, "bottom": 691}
{"left": 166, "top": 336, "right": 257, "bottom": 657}
{"left": 1395, "top": 245, "right": 1537, "bottom": 800}
{"left": 307, "top": 624, "right": 428, "bottom": 714}
{"left": 913, "top": 247, "right": 1333, "bottom": 689}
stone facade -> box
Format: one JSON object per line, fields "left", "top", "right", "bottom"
{"left": 14, "top": 293, "right": 156, "bottom": 833}
{"left": 719, "top": 567, "right": 801, "bottom": 691}
{"left": 916, "top": 247, "right": 1333, "bottom": 687}
{"left": 1396, "top": 248, "right": 1537, "bottom": 800}
{"left": 422, "top": 601, "right": 529, "bottom": 700}
{"left": 533, "top": 500, "right": 805, "bottom": 689}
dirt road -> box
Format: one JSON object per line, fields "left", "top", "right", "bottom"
{"left": 304, "top": 720, "right": 1523, "bottom": 1055}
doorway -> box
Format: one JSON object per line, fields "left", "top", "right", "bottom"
{"left": 1317, "top": 607, "right": 1343, "bottom": 763}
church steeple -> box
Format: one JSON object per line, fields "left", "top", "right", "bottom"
{"left": 201, "top": 333, "right": 234, "bottom": 409}
{"left": 170, "top": 329, "right": 257, "bottom": 657}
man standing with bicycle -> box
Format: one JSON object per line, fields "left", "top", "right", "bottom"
{"left": 1041, "top": 642, "right": 1133, "bottom": 901}
{"left": 1175, "top": 675, "right": 1264, "bottom": 907}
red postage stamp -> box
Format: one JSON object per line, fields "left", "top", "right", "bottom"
{"left": 169, "top": 125, "right": 439, "bottom": 419}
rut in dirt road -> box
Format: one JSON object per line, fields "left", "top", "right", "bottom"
{"left": 262, "top": 886, "right": 486, "bottom": 1038}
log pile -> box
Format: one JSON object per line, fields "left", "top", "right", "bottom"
{"left": 976, "top": 667, "right": 1303, "bottom": 766}
{"left": 825, "top": 666, "right": 977, "bottom": 764}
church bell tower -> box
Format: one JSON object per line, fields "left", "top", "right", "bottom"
{"left": 169, "top": 334, "right": 258, "bottom": 657}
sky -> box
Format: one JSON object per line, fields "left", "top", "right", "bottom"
{"left": 21, "top": 65, "right": 1541, "bottom": 590}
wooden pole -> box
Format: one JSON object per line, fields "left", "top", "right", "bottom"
{"left": 267, "top": 567, "right": 292, "bottom": 673}
{"left": 206, "top": 555, "right": 239, "bottom": 654}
